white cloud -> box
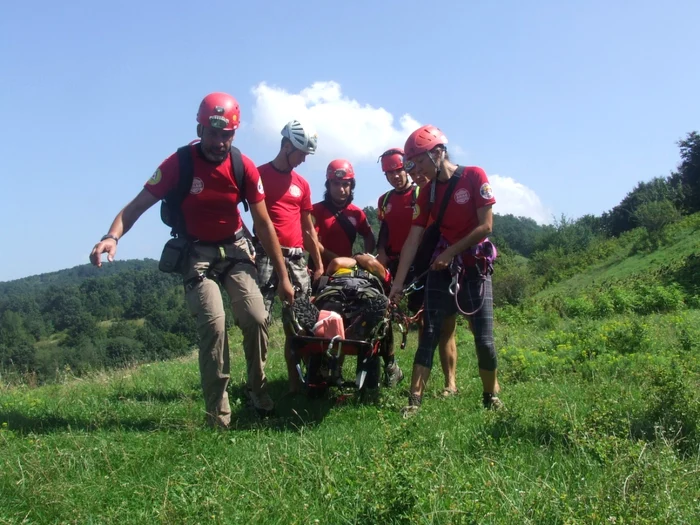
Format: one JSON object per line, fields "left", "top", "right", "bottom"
{"left": 249, "top": 80, "right": 552, "bottom": 224}
{"left": 489, "top": 174, "right": 552, "bottom": 224}
{"left": 250, "top": 81, "right": 420, "bottom": 163}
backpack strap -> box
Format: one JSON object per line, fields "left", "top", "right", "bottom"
{"left": 161, "top": 145, "right": 195, "bottom": 237}
{"left": 380, "top": 190, "right": 394, "bottom": 216}
{"left": 433, "top": 166, "right": 465, "bottom": 229}
{"left": 321, "top": 201, "right": 357, "bottom": 247}
{"left": 376, "top": 190, "right": 393, "bottom": 255}
{"left": 229, "top": 146, "right": 249, "bottom": 212}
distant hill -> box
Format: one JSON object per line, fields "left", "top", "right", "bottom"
{"left": 0, "top": 259, "right": 159, "bottom": 295}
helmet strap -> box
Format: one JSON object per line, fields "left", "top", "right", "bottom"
{"left": 430, "top": 149, "right": 446, "bottom": 181}
{"left": 274, "top": 144, "right": 296, "bottom": 173}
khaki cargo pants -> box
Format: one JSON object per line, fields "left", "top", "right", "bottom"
{"left": 183, "top": 237, "right": 268, "bottom": 428}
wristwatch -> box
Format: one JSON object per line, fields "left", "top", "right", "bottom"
{"left": 100, "top": 234, "right": 119, "bottom": 243}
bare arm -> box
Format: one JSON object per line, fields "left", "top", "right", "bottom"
{"left": 363, "top": 230, "right": 376, "bottom": 254}
{"left": 249, "top": 200, "right": 295, "bottom": 303}
{"left": 388, "top": 225, "right": 425, "bottom": 300}
{"left": 376, "top": 222, "right": 389, "bottom": 266}
{"left": 89, "top": 189, "right": 160, "bottom": 267}
{"left": 432, "top": 206, "right": 493, "bottom": 270}
{"left": 301, "top": 210, "right": 324, "bottom": 276}
{"left": 319, "top": 242, "right": 341, "bottom": 266}
{"left": 325, "top": 257, "right": 357, "bottom": 275}
{"left": 354, "top": 253, "right": 387, "bottom": 281}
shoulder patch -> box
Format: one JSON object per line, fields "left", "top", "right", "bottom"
{"left": 412, "top": 204, "right": 420, "bottom": 220}
{"left": 257, "top": 179, "right": 265, "bottom": 195}
{"left": 480, "top": 182, "right": 493, "bottom": 200}
{"left": 147, "top": 168, "right": 162, "bottom": 186}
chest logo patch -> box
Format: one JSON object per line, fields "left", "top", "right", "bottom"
{"left": 190, "top": 177, "right": 204, "bottom": 195}
{"left": 289, "top": 184, "right": 302, "bottom": 198}
{"left": 454, "top": 188, "right": 470, "bottom": 204}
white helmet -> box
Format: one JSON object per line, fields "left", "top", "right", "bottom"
{"left": 281, "top": 120, "right": 318, "bottom": 154}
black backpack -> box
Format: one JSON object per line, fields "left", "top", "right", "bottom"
{"left": 160, "top": 145, "right": 248, "bottom": 237}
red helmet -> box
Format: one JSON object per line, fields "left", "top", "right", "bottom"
{"left": 326, "top": 159, "right": 355, "bottom": 181}
{"left": 379, "top": 148, "right": 404, "bottom": 172}
{"left": 404, "top": 125, "right": 448, "bottom": 159}
{"left": 196, "top": 92, "right": 240, "bottom": 130}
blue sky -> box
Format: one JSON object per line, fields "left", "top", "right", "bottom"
{"left": 1, "top": 0, "right": 698, "bottom": 282}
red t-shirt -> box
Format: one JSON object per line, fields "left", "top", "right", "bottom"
{"left": 144, "top": 145, "right": 265, "bottom": 242}
{"left": 257, "top": 163, "right": 313, "bottom": 248}
{"left": 312, "top": 202, "right": 373, "bottom": 258}
{"left": 377, "top": 185, "right": 419, "bottom": 258}
{"left": 413, "top": 166, "right": 496, "bottom": 247}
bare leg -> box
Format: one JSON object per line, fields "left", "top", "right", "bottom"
{"left": 479, "top": 368, "right": 499, "bottom": 394}
{"left": 409, "top": 363, "right": 431, "bottom": 397}
{"left": 438, "top": 314, "right": 457, "bottom": 391}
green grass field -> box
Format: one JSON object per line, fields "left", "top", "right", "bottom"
{"left": 2, "top": 307, "right": 699, "bottom": 524}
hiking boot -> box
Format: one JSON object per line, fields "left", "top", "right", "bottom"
{"left": 383, "top": 362, "right": 404, "bottom": 388}
{"left": 483, "top": 392, "right": 505, "bottom": 411}
{"left": 401, "top": 393, "right": 422, "bottom": 418}
{"left": 246, "top": 388, "right": 274, "bottom": 417}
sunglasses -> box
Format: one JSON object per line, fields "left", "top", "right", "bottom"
{"left": 403, "top": 158, "right": 417, "bottom": 173}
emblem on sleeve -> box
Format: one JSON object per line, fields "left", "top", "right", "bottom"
{"left": 480, "top": 183, "right": 494, "bottom": 200}
{"left": 257, "top": 179, "right": 265, "bottom": 195}
{"left": 147, "top": 169, "right": 162, "bottom": 186}
{"left": 412, "top": 204, "right": 420, "bottom": 220}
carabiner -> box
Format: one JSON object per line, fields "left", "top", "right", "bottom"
{"left": 326, "top": 335, "right": 342, "bottom": 357}
{"left": 449, "top": 268, "right": 462, "bottom": 296}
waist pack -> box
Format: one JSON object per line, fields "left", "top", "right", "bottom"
{"left": 436, "top": 236, "right": 499, "bottom": 277}
{"left": 470, "top": 239, "right": 498, "bottom": 275}
{"left": 158, "top": 237, "right": 190, "bottom": 274}
{"left": 411, "top": 222, "right": 442, "bottom": 278}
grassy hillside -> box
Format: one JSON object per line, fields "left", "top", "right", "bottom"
{"left": 534, "top": 213, "right": 700, "bottom": 300}
{"left": 2, "top": 305, "right": 699, "bottom": 523}
{"left": 2, "top": 215, "right": 700, "bottom": 523}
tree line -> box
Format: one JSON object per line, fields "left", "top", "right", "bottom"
{"left": 1, "top": 131, "right": 698, "bottom": 381}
